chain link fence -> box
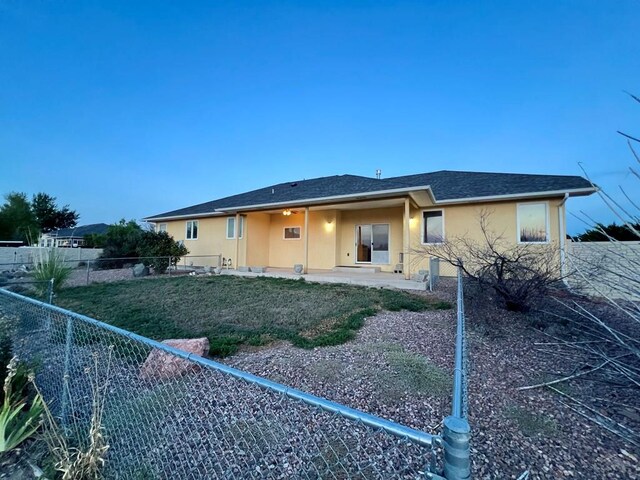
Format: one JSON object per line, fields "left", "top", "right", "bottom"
{"left": 436, "top": 264, "right": 472, "bottom": 480}
{"left": 0, "top": 255, "right": 224, "bottom": 288}
{"left": 0, "top": 288, "right": 456, "bottom": 479}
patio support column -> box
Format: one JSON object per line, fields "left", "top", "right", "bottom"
{"left": 404, "top": 198, "right": 411, "bottom": 280}
{"left": 303, "top": 207, "right": 309, "bottom": 274}
{"left": 234, "top": 213, "right": 240, "bottom": 269}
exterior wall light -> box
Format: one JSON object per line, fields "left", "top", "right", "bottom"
{"left": 283, "top": 209, "right": 292, "bottom": 216}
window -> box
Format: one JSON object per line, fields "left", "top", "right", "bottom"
{"left": 186, "top": 220, "right": 198, "bottom": 240}
{"left": 158, "top": 223, "right": 167, "bottom": 233}
{"left": 226, "top": 217, "right": 244, "bottom": 239}
{"left": 517, "top": 203, "right": 548, "bottom": 243}
{"left": 422, "top": 210, "right": 444, "bottom": 244}
{"left": 284, "top": 226, "right": 301, "bottom": 240}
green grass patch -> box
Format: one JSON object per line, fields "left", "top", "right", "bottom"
{"left": 55, "top": 276, "right": 450, "bottom": 356}
{"left": 505, "top": 405, "right": 557, "bottom": 437}
{"left": 382, "top": 349, "right": 451, "bottom": 399}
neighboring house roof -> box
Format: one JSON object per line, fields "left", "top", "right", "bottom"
{"left": 49, "top": 223, "right": 110, "bottom": 238}
{"left": 145, "top": 170, "right": 596, "bottom": 221}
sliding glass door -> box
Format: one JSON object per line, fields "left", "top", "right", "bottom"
{"left": 355, "top": 224, "right": 389, "bottom": 264}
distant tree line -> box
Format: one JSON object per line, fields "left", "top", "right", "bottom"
{"left": 572, "top": 222, "right": 640, "bottom": 242}
{"left": 0, "top": 192, "right": 79, "bottom": 243}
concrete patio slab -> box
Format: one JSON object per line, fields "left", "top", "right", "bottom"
{"left": 219, "top": 267, "right": 428, "bottom": 291}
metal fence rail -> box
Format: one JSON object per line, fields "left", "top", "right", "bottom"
{"left": 440, "top": 264, "right": 471, "bottom": 480}
{"left": 0, "top": 288, "right": 447, "bottom": 479}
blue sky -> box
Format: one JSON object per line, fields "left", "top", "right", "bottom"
{"left": 1, "top": 1, "right": 638, "bottom": 234}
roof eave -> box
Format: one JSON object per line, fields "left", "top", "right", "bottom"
{"left": 143, "top": 212, "right": 225, "bottom": 222}
{"left": 214, "top": 185, "right": 434, "bottom": 213}
{"left": 432, "top": 187, "right": 598, "bottom": 206}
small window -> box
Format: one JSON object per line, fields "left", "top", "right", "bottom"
{"left": 422, "top": 210, "right": 444, "bottom": 244}
{"left": 284, "top": 227, "right": 301, "bottom": 240}
{"left": 186, "top": 220, "right": 199, "bottom": 240}
{"left": 226, "top": 217, "right": 244, "bottom": 239}
{"left": 158, "top": 223, "right": 167, "bottom": 233}
{"left": 518, "top": 203, "right": 548, "bottom": 243}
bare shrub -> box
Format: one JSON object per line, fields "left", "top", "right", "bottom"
{"left": 414, "top": 210, "right": 563, "bottom": 312}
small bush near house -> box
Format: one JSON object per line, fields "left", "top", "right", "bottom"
{"left": 415, "top": 210, "right": 563, "bottom": 312}
{"left": 97, "top": 220, "right": 187, "bottom": 271}
{"left": 138, "top": 231, "right": 188, "bottom": 273}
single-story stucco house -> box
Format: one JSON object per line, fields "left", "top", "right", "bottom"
{"left": 143, "top": 170, "right": 596, "bottom": 279}
{"left": 39, "top": 223, "right": 110, "bottom": 248}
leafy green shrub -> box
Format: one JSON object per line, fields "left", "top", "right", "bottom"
{"left": 138, "top": 231, "right": 188, "bottom": 273}
{"left": 32, "top": 248, "right": 72, "bottom": 295}
{"left": 83, "top": 233, "right": 106, "bottom": 248}
{"left": 97, "top": 220, "right": 188, "bottom": 272}
{"left": 97, "top": 220, "right": 143, "bottom": 269}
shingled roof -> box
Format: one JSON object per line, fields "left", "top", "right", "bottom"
{"left": 145, "top": 170, "right": 595, "bottom": 220}
{"left": 51, "top": 223, "right": 110, "bottom": 238}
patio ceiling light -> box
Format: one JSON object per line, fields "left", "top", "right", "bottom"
{"left": 283, "top": 209, "right": 292, "bottom": 216}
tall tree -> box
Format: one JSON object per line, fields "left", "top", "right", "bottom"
{"left": 31, "top": 193, "right": 79, "bottom": 233}
{"left": 0, "top": 192, "right": 38, "bottom": 243}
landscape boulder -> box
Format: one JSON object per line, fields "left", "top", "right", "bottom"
{"left": 132, "top": 263, "right": 149, "bottom": 277}
{"left": 140, "top": 337, "right": 210, "bottom": 380}
{"left": 293, "top": 264, "right": 304, "bottom": 274}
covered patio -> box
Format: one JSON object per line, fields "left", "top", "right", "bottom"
{"left": 218, "top": 267, "right": 430, "bottom": 291}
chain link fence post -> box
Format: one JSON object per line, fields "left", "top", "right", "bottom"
{"left": 48, "top": 278, "right": 54, "bottom": 305}
{"left": 442, "top": 416, "right": 471, "bottom": 480}
{"left": 60, "top": 315, "right": 74, "bottom": 431}
{"left": 86, "top": 259, "right": 91, "bottom": 285}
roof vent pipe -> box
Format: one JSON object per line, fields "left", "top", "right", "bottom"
{"left": 271, "top": 188, "right": 275, "bottom": 194}
{"left": 375, "top": 169, "right": 382, "bottom": 179}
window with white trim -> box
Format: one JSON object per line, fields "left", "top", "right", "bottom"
{"left": 226, "top": 217, "right": 244, "bottom": 239}
{"left": 186, "top": 220, "right": 198, "bottom": 240}
{"left": 283, "top": 226, "right": 301, "bottom": 240}
{"left": 422, "top": 210, "right": 444, "bottom": 244}
{"left": 158, "top": 223, "right": 167, "bottom": 233}
{"left": 517, "top": 203, "right": 548, "bottom": 243}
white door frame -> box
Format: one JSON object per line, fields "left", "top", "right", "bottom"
{"left": 354, "top": 223, "right": 390, "bottom": 264}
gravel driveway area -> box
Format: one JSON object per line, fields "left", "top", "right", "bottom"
{"left": 225, "top": 281, "right": 639, "bottom": 479}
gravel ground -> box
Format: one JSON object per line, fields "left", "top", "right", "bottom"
{"left": 224, "top": 280, "right": 639, "bottom": 479}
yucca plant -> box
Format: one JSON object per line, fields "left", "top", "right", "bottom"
{"left": 32, "top": 248, "right": 72, "bottom": 295}
{"left": 0, "top": 357, "right": 44, "bottom": 454}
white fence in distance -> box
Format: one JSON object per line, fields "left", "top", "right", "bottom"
{"left": 0, "top": 247, "right": 103, "bottom": 270}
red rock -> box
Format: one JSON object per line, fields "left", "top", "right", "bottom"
{"left": 140, "top": 337, "right": 209, "bottom": 380}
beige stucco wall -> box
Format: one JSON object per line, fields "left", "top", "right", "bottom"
{"left": 337, "top": 207, "right": 404, "bottom": 272}
{"left": 407, "top": 197, "right": 565, "bottom": 276}
{"left": 245, "top": 213, "right": 270, "bottom": 266}
{"left": 156, "top": 196, "right": 566, "bottom": 275}
{"left": 162, "top": 216, "right": 246, "bottom": 267}
{"left": 267, "top": 210, "right": 338, "bottom": 269}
